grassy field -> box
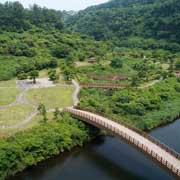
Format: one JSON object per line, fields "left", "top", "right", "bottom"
{"left": 0, "top": 104, "right": 34, "bottom": 126}
{"left": 0, "top": 88, "right": 20, "bottom": 106}
{"left": 26, "top": 86, "right": 73, "bottom": 109}
{"left": 0, "top": 79, "right": 74, "bottom": 138}
{"left": 0, "top": 112, "right": 54, "bottom": 138}
{"left": 0, "top": 80, "right": 16, "bottom": 87}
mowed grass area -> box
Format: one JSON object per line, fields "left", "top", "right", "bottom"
{"left": 0, "top": 104, "right": 34, "bottom": 126}
{"left": 0, "top": 80, "right": 16, "bottom": 87}
{"left": 0, "top": 112, "right": 53, "bottom": 138}
{"left": 0, "top": 88, "right": 20, "bottom": 106}
{"left": 26, "top": 86, "right": 73, "bottom": 109}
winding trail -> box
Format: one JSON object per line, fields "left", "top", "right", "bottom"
{"left": 0, "top": 78, "right": 163, "bottom": 129}
{"left": 0, "top": 80, "right": 79, "bottom": 129}
{"left": 0, "top": 89, "right": 37, "bottom": 110}
{"left": 72, "top": 79, "right": 80, "bottom": 106}
{"left": 138, "top": 77, "right": 163, "bottom": 89}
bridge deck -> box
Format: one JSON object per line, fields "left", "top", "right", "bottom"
{"left": 65, "top": 108, "right": 180, "bottom": 177}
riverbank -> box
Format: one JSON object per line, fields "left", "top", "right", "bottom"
{"left": 10, "top": 119, "right": 180, "bottom": 180}
{"left": 3, "top": 113, "right": 180, "bottom": 180}
{"left": 2, "top": 78, "right": 180, "bottom": 179}
{"left": 0, "top": 114, "right": 100, "bottom": 180}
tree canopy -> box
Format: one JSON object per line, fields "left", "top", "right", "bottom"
{"left": 67, "top": 0, "right": 180, "bottom": 49}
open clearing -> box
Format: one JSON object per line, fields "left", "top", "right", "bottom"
{"left": 26, "top": 86, "right": 73, "bottom": 109}
{"left": 0, "top": 88, "right": 20, "bottom": 106}
{"left": 0, "top": 104, "right": 34, "bottom": 126}
{"left": 0, "top": 78, "right": 74, "bottom": 137}
{"left": 0, "top": 112, "right": 54, "bottom": 138}
{"left": 0, "top": 80, "right": 16, "bottom": 87}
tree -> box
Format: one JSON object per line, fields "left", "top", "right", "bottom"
{"left": 131, "top": 76, "right": 139, "bottom": 87}
{"left": 29, "top": 70, "right": 39, "bottom": 84}
{"left": 49, "top": 58, "right": 58, "bottom": 68}
{"left": 48, "top": 69, "right": 59, "bottom": 82}
{"left": 53, "top": 108, "right": 61, "bottom": 120}
{"left": 51, "top": 44, "right": 70, "bottom": 58}
{"left": 175, "top": 60, "right": 180, "bottom": 70}
{"left": 17, "top": 72, "right": 28, "bottom": 80}
{"left": 110, "top": 57, "right": 123, "bottom": 68}
{"left": 38, "top": 104, "right": 48, "bottom": 123}
{"left": 63, "top": 67, "right": 75, "bottom": 81}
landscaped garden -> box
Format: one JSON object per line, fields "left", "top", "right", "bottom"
{"left": 0, "top": 78, "right": 75, "bottom": 137}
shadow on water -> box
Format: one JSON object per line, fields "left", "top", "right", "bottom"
{"left": 11, "top": 120, "right": 180, "bottom": 180}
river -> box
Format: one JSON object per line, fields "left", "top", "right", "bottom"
{"left": 11, "top": 119, "right": 180, "bottom": 180}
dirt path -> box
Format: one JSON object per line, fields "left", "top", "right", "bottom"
{"left": 0, "top": 88, "right": 37, "bottom": 110}
{"left": 72, "top": 80, "right": 80, "bottom": 106}
{"left": 138, "top": 78, "right": 163, "bottom": 89}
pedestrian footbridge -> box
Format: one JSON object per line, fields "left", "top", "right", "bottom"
{"left": 64, "top": 107, "right": 180, "bottom": 178}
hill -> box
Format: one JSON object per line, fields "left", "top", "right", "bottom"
{"left": 67, "top": 0, "right": 180, "bottom": 51}
{"left": 0, "top": 2, "right": 107, "bottom": 80}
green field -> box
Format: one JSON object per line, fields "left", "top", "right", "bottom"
{"left": 0, "top": 112, "right": 54, "bottom": 138}
{"left": 0, "top": 88, "right": 20, "bottom": 106}
{"left": 0, "top": 80, "right": 16, "bottom": 87}
{"left": 0, "top": 104, "right": 34, "bottom": 126}
{"left": 0, "top": 81, "right": 74, "bottom": 137}
{"left": 26, "top": 86, "right": 73, "bottom": 109}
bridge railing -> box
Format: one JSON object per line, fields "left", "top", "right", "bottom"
{"left": 74, "top": 106, "right": 180, "bottom": 161}
{"left": 80, "top": 83, "right": 128, "bottom": 88}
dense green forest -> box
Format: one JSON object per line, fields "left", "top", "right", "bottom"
{"left": 0, "top": 1, "right": 63, "bottom": 31}
{"left": 67, "top": 0, "right": 180, "bottom": 51}
{"left": 0, "top": 1, "right": 108, "bottom": 80}
{"left": 0, "top": 29, "right": 107, "bottom": 80}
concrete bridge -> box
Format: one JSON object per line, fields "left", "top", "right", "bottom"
{"left": 80, "top": 83, "right": 128, "bottom": 89}
{"left": 64, "top": 107, "right": 180, "bottom": 178}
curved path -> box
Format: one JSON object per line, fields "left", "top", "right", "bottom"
{"left": 72, "top": 79, "right": 80, "bottom": 106}
{"left": 0, "top": 80, "right": 79, "bottom": 129}
{"left": 138, "top": 77, "right": 163, "bottom": 89}
{"left": 0, "top": 89, "right": 37, "bottom": 110}
{"left": 64, "top": 107, "right": 180, "bottom": 178}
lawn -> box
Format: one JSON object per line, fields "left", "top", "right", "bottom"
{"left": 0, "top": 104, "right": 34, "bottom": 126}
{"left": 0, "top": 80, "right": 16, "bottom": 87}
{"left": 0, "top": 112, "right": 55, "bottom": 138}
{"left": 26, "top": 86, "right": 73, "bottom": 109}
{"left": 0, "top": 87, "right": 20, "bottom": 106}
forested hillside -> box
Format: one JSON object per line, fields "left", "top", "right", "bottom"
{"left": 0, "top": 1, "right": 63, "bottom": 31}
{"left": 0, "top": 2, "right": 108, "bottom": 80}
{"left": 67, "top": 0, "right": 180, "bottom": 51}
